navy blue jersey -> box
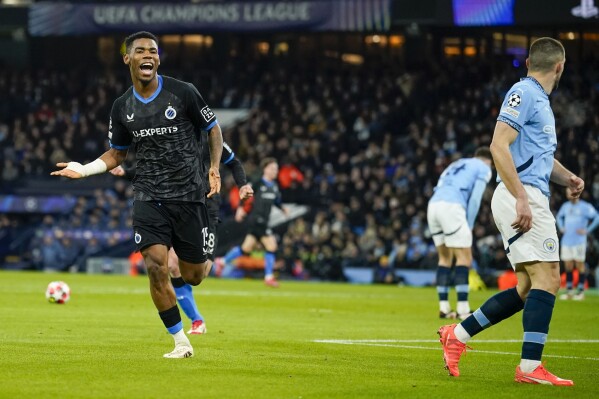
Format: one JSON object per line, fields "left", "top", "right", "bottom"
{"left": 249, "top": 178, "right": 282, "bottom": 225}
{"left": 109, "top": 75, "right": 217, "bottom": 202}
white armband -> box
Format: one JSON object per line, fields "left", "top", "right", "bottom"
{"left": 66, "top": 159, "right": 108, "bottom": 177}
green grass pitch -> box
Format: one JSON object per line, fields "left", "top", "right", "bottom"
{"left": 0, "top": 270, "right": 597, "bottom": 398}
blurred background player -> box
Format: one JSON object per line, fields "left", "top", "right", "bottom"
{"left": 556, "top": 187, "right": 599, "bottom": 300}
{"left": 438, "top": 37, "right": 582, "bottom": 386}
{"left": 52, "top": 31, "right": 224, "bottom": 358}
{"left": 111, "top": 140, "right": 253, "bottom": 334}
{"left": 427, "top": 147, "right": 493, "bottom": 320}
{"left": 219, "top": 157, "right": 288, "bottom": 287}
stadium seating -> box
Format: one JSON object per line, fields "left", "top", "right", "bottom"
{"left": 1, "top": 56, "right": 598, "bottom": 281}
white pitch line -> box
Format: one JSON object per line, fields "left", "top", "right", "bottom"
{"left": 315, "top": 339, "right": 599, "bottom": 344}
{"left": 313, "top": 340, "right": 599, "bottom": 361}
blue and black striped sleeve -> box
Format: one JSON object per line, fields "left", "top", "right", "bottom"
{"left": 185, "top": 83, "right": 218, "bottom": 133}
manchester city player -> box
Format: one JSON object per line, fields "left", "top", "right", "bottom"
{"left": 438, "top": 38, "right": 583, "bottom": 385}
{"left": 427, "top": 147, "right": 493, "bottom": 320}
{"left": 52, "top": 31, "right": 223, "bottom": 359}
{"left": 556, "top": 188, "right": 599, "bottom": 300}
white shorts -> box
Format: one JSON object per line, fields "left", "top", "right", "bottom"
{"left": 560, "top": 244, "right": 586, "bottom": 262}
{"left": 427, "top": 201, "right": 472, "bottom": 248}
{"left": 491, "top": 183, "right": 559, "bottom": 268}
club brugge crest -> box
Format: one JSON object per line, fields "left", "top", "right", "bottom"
{"left": 543, "top": 238, "right": 556, "bottom": 253}
{"left": 135, "top": 232, "right": 142, "bottom": 244}
{"left": 165, "top": 105, "right": 177, "bottom": 120}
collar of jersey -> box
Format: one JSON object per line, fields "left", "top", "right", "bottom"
{"left": 521, "top": 76, "right": 548, "bottom": 97}
{"left": 133, "top": 75, "right": 163, "bottom": 104}
{"left": 261, "top": 178, "right": 275, "bottom": 187}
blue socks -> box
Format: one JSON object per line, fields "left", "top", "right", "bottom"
{"left": 578, "top": 271, "right": 586, "bottom": 293}
{"left": 461, "top": 287, "right": 524, "bottom": 337}
{"left": 565, "top": 271, "right": 573, "bottom": 290}
{"left": 458, "top": 287, "right": 556, "bottom": 363}
{"left": 436, "top": 267, "right": 451, "bottom": 302}
{"left": 171, "top": 277, "right": 203, "bottom": 322}
{"left": 159, "top": 305, "right": 183, "bottom": 334}
{"left": 522, "top": 289, "right": 555, "bottom": 361}
{"left": 265, "top": 251, "right": 275, "bottom": 277}
{"left": 224, "top": 246, "right": 243, "bottom": 265}
{"left": 224, "top": 247, "right": 277, "bottom": 279}
{"left": 454, "top": 266, "right": 469, "bottom": 302}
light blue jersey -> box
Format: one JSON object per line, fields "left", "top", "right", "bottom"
{"left": 430, "top": 158, "right": 492, "bottom": 228}
{"left": 497, "top": 77, "right": 557, "bottom": 196}
{"left": 556, "top": 200, "right": 599, "bottom": 246}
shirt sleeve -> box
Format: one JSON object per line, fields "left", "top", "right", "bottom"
{"left": 108, "top": 99, "right": 132, "bottom": 150}
{"left": 466, "top": 179, "right": 487, "bottom": 229}
{"left": 587, "top": 204, "right": 599, "bottom": 233}
{"left": 497, "top": 84, "right": 536, "bottom": 133}
{"left": 556, "top": 205, "right": 566, "bottom": 231}
{"left": 274, "top": 187, "right": 283, "bottom": 208}
{"left": 185, "top": 83, "right": 218, "bottom": 133}
{"left": 478, "top": 163, "right": 492, "bottom": 184}
{"left": 221, "top": 141, "right": 235, "bottom": 165}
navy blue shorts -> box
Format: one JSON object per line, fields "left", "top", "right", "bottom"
{"left": 132, "top": 200, "right": 210, "bottom": 264}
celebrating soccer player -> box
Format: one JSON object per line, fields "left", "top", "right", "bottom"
{"left": 52, "top": 31, "right": 224, "bottom": 359}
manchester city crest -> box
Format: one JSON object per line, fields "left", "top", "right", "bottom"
{"left": 543, "top": 238, "right": 556, "bottom": 253}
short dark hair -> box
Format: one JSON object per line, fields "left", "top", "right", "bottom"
{"left": 124, "top": 31, "right": 159, "bottom": 54}
{"left": 260, "top": 157, "right": 277, "bottom": 170}
{"left": 528, "top": 37, "right": 565, "bottom": 72}
{"left": 474, "top": 146, "right": 492, "bottom": 160}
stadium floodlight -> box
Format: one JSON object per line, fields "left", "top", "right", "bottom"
{"left": 1, "top": 0, "right": 32, "bottom": 5}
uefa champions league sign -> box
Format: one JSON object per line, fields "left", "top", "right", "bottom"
{"left": 29, "top": 1, "right": 391, "bottom": 35}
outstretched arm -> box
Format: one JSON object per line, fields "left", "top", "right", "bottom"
{"left": 51, "top": 148, "right": 128, "bottom": 179}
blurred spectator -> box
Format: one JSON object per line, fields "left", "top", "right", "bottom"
{"left": 2, "top": 55, "right": 598, "bottom": 281}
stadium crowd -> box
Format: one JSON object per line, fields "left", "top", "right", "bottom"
{"left": 1, "top": 54, "right": 598, "bottom": 280}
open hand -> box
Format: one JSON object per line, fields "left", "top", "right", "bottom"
{"left": 50, "top": 162, "right": 83, "bottom": 179}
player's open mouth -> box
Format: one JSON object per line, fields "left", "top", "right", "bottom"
{"left": 139, "top": 63, "right": 153, "bottom": 78}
